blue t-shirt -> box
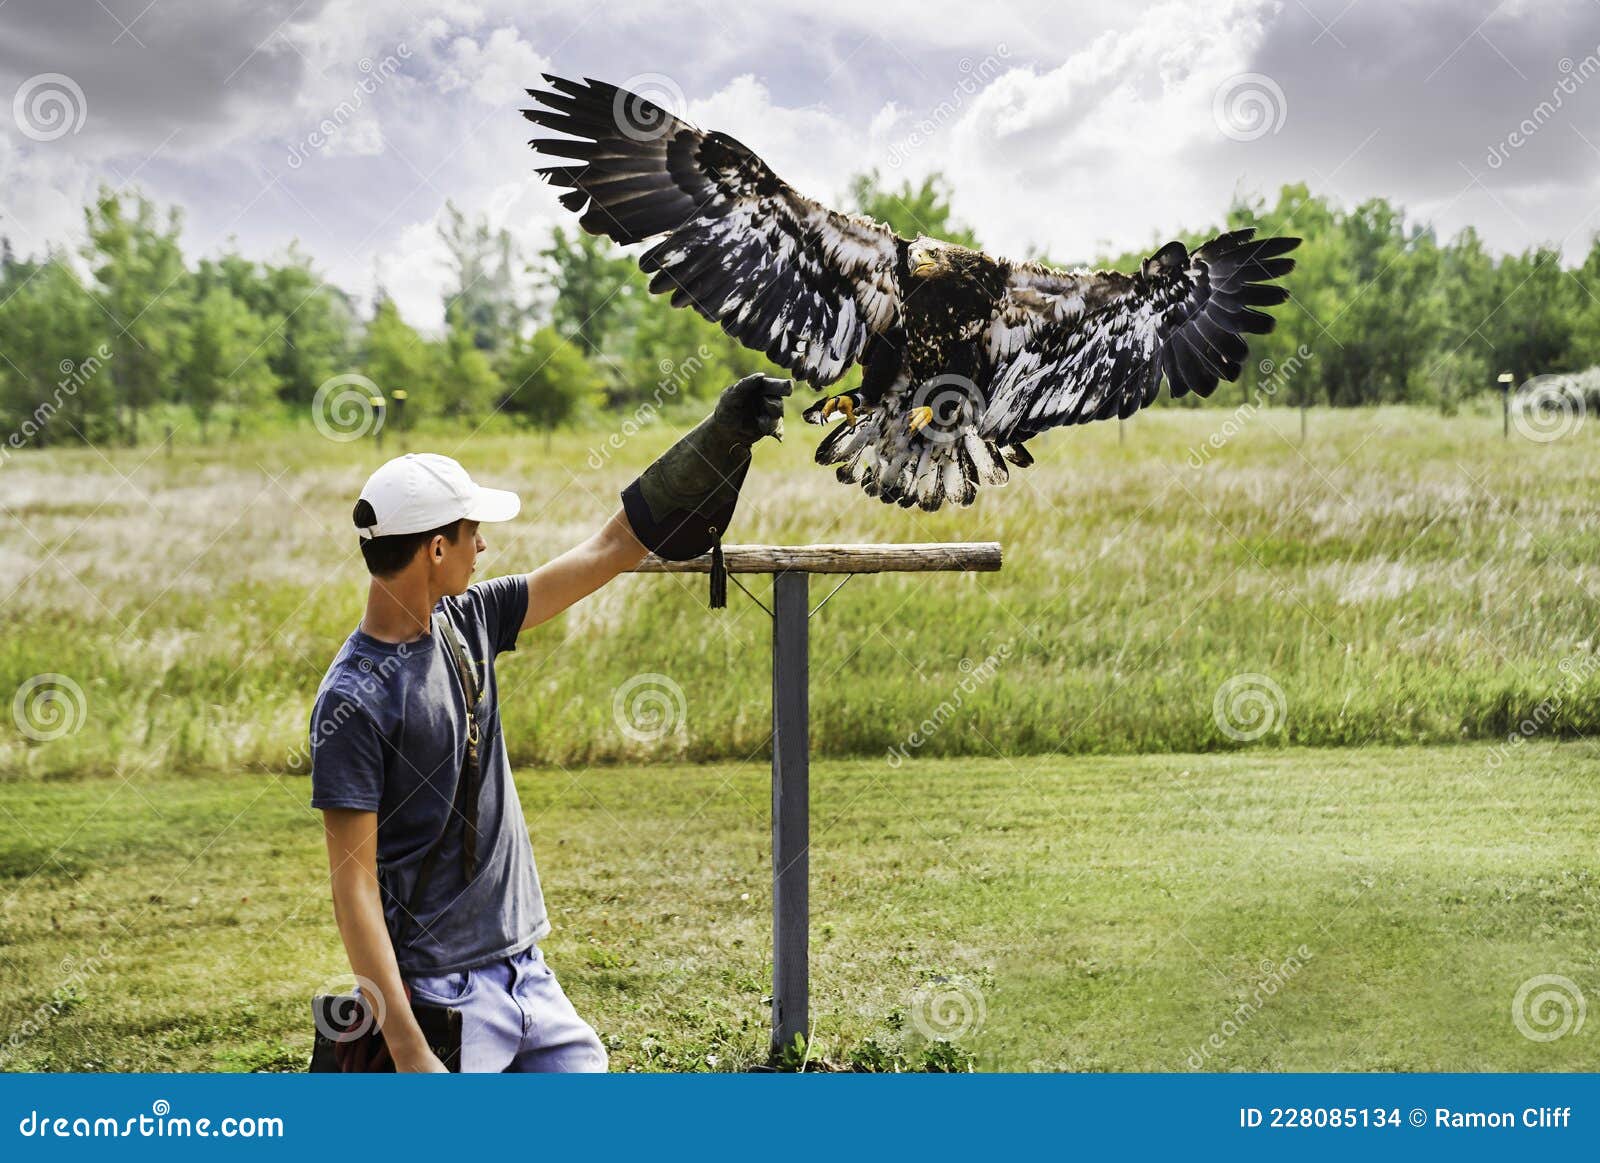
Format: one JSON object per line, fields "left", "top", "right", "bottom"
{"left": 307, "top": 574, "right": 548, "bottom": 973}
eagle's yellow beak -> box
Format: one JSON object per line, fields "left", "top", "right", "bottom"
{"left": 911, "top": 256, "right": 937, "bottom": 277}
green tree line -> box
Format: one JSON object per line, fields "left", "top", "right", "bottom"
{"left": 1098, "top": 182, "right": 1600, "bottom": 411}
{"left": 2, "top": 177, "right": 1596, "bottom": 450}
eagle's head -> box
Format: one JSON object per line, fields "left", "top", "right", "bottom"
{"left": 907, "top": 236, "right": 986, "bottom": 282}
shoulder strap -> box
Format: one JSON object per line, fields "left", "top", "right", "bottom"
{"left": 399, "top": 613, "right": 486, "bottom": 931}
{"left": 432, "top": 610, "right": 481, "bottom": 709}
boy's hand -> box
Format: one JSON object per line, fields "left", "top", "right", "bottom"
{"left": 389, "top": 1032, "right": 449, "bottom": 1072}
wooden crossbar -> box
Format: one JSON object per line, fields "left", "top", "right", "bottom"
{"left": 629, "top": 541, "right": 1002, "bottom": 575}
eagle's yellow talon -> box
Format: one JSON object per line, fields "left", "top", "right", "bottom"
{"left": 907, "top": 405, "right": 934, "bottom": 433}
{"left": 821, "top": 396, "right": 859, "bottom": 425}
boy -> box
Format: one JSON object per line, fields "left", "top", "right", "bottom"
{"left": 308, "top": 374, "right": 788, "bottom": 1071}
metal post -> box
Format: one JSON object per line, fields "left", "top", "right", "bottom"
{"left": 770, "top": 570, "right": 809, "bottom": 1056}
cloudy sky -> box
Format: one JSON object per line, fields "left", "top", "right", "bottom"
{"left": 3, "top": 0, "right": 1599, "bottom": 331}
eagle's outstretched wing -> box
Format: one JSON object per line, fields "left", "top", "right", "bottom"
{"left": 978, "top": 230, "right": 1300, "bottom": 444}
{"left": 524, "top": 75, "right": 900, "bottom": 385}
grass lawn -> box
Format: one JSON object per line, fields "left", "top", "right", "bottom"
{"left": 2, "top": 742, "right": 1596, "bottom": 1072}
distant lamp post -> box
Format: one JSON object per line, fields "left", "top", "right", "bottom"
{"left": 1497, "top": 372, "right": 1514, "bottom": 439}
{"left": 390, "top": 389, "right": 408, "bottom": 442}
{"left": 370, "top": 395, "right": 387, "bottom": 449}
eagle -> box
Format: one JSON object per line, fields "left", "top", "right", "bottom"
{"left": 523, "top": 75, "right": 1300, "bottom": 511}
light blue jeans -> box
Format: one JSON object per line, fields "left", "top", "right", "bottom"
{"left": 404, "top": 944, "right": 607, "bottom": 1073}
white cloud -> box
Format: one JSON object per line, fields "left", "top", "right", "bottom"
{"left": 321, "top": 115, "right": 388, "bottom": 159}
{"left": 374, "top": 216, "right": 455, "bottom": 329}
{"left": 372, "top": 173, "right": 564, "bottom": 334}
{"left": 594, "top": 0, "right": 1278, "bottom": 267}
{"left": 436, "top": 26, "right": 551, "bottom": 106}
{"left": 936, "top": 0, "right": 1279, "bottom": 260}
{"left": 684, "top": 74, "right": 872, "bottom": 206}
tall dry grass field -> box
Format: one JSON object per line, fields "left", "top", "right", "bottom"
{"left": 3, "top": 404, "right": 1595, "bottom": 780}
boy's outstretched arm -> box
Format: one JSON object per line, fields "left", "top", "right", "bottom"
{"left": 521, "top": 506, "right": 646, "bottom": 631}
{"left": 519, "top": 373, "right": 790, "bottom": 632}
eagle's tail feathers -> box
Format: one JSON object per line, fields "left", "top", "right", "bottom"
{"left": 814, "top": 414, "right": 877, "bottom": 472}
{"left": 818, "top": 414, "right": 1011, "bottom": 509}
{"left": 953, "top": 440, "right": 981, "bottom": 507}
{"left": 813, "top": 419, "right": 854, "bottom": 464}
{"left": 912, "top": 444, "right": 944, "bottom": 511}
{"left": 841, "top": 432, "right": 882, "bottom": 484}
{"left": 879, "top": 439, "right": 914, "bottom": 488}
{"left": 962, "top": 429, "right": 1010, "bottom": 487}
{"left": 878, "top": 447, "right": 917, "bottom": 505}
{"left": 940, "top": 454, "right": 968, "bottom": 509}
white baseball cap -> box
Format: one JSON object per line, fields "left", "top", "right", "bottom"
{"left": 355, "top": 453, "right": 521, "bottom": 540}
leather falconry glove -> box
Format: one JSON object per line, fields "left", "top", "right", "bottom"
{"left": 621, "top": 373, "right": 791, "bottom": 607}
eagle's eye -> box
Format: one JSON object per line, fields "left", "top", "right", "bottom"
{"left": 910, "top": 246, "right": 941, "bottom": 279}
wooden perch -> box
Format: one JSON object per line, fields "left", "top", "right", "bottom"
{"left": 629, "top": 541, "right": 1002, "bottom": 575}
{"left": 626, "top": 538, "right": 1005, "bottom": 1054}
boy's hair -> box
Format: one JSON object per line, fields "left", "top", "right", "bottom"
{"left": 352, "top": 499, "right": 464, "bottom": 577}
